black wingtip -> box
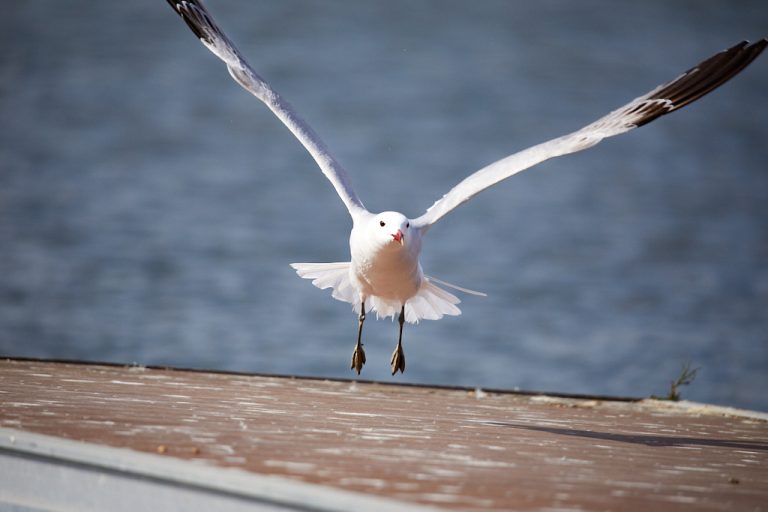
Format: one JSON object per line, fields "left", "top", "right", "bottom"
{"left": 634, "top": 38, "right": 767, "bottom": 128}
{"left": 166, "top": 0, "right": 211, "bottom": 44}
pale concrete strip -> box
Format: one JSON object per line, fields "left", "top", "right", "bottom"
{"left": 0, "top": 428, "right": 442, "bottom": 512}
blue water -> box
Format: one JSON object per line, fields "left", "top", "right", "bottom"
{"left": 1, "top": 1, "right": 767, "bottom": 411}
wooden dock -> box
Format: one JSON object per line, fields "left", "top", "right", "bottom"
{"left": 1, "top": 358, "right": 766, "bottom": 511}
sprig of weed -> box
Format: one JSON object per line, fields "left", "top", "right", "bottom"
{"left": 651, "top": 361, "right": 700, "bottom": 401}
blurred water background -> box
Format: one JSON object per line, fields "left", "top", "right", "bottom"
{"left": 1, "top": 1, "right": 767, "bottom": 411}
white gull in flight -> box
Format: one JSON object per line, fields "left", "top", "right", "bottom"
{"left": 167, "top": 0, "right": 766, "bottom": 375}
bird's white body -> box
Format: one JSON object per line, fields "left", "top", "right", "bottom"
{"left": 349, "top": 213, "right": 423, "bottom": 307}
{"left": 167, "top": 0, "right": 766, "bottom": 373}
{"left": 293, "top": 211, "right": 464, "bottom": 324}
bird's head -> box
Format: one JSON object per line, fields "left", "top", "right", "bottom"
{"left": 371, "top": 211, "right": 411, "bottom": 248}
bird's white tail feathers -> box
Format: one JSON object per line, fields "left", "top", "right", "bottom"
{"left": 289, "top": 262, "right": 357, "bottom": 304}
{"left": 290, "top": 262, "right": 477, "bottom": 324}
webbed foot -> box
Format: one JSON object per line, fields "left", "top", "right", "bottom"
{"left": 351, "top": 343, "right": 366, "bottom": 375}
{"left": 390, "top": 343, "right": 405, "bottom": 375}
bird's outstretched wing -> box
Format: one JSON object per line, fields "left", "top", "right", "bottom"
{"left": 166, "top": 0, "right": 367, "bottom": 217}
{"left": 412, "top": 39, "right": 767, "bottom": 230}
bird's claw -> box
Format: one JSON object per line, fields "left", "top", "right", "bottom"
{"left": 390, "top": 344, "right": 405, "bottom": 375}
{"left": 351, "top": 343, "right": 366, "bottom": 375}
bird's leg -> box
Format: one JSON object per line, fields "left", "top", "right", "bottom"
{"left": 390, "top": 305, "right": 406, "bottom": 375}
{"left": 351, "top": 301, "right": 366, "bottom": 374}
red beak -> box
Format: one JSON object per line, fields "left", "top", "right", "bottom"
{"left": 392, "top": 230, "right": 404, "bottom": 245}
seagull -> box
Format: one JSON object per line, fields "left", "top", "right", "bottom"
{"left": 166, "top": 0, "right": 766, "bottom": 375}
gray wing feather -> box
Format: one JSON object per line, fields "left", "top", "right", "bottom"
{"left": 167, "top": 0, "right": 367, "bottom": 218}
{"left": 413, "top": 39, "right": 767, "bottom": 230}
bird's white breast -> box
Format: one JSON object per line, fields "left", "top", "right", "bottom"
{"left": 349, "top": 224, "right": 423, "bottom": 303}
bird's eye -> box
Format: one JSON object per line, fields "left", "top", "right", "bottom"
{"left": 379, "top": 220, "right": 386, "bottom": 227}
{"left": 406, "top": 222, "right": 410, "bottom": 228}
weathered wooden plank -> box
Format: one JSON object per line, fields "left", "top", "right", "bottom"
{"left": 1, "top": 358, "right": 766, "bottom": 511}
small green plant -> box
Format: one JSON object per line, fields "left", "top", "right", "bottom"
{"left": 652, "top": 361, "right": 700, "bottom": 401}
